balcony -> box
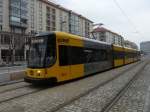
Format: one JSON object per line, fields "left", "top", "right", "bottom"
{"left": 21, "top": 23, "right": 28, "bottom": 28}
{"left": 10, "top": 3, "right": 20, "bottom": 9}
{"left": 21, "top": 15, "right": 28, "bottom": 20}
{"left": 10, "top": 21, "right": 21, "bottom": 27}
{"left": 10, "top": 21, "right": 28, "bottom": 28}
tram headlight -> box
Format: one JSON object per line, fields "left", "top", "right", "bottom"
{"left": 37, "top": 70, "right": 41, "bottom": 76}
{"left": 37, "top": 70, "right": 41, "bottom": 73}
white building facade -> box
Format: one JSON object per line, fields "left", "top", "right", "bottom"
{"left": 124, "top": 40, "right": 138, "bottom": 50}
{"left": 0, "top": 0, "right": 93, "bottom": 37}
{"left": 27, "top": 0, "right": 93, "bottom": 37}
{"left": 0, "top": 0, "right": 93, "bottom": 64}
{"left": 0, "top": 0, "right": 10, "bottom": 32}
{"left": 92, "top": 27, "right": 124, "bottom": 46}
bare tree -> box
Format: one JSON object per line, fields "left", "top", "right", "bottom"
{"left": 9, "top": 33, "right": 26, "bottom": 65}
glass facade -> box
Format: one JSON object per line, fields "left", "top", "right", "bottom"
{"left": 10, "top": 0, "right": 28, "bottom": 33}
{"left": 30, "top": 0, "right": 35, "bottom": 33}
{"left": 69, "top": 13, "right": 80, "bottom": 36}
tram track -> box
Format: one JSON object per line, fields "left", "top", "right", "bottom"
{"left": 0, "top": 79, "right": 24, "bottom": 87}
{"left": 0, "top": 83, "right": 30, "bottom": 94}
{"left": 0, "top": 61, "right": 143, "bottom": 109}
{"left": 49, "top": 61, "right": 144, "bottom": 112}
{"left": 0, "top": 81, "right": 30, "bottom": 94}
{"left": 0, "top": 84, "right": 49, "bottom": 104}
{"left": 101, "top": 61, "right": 149, "bottom": 112}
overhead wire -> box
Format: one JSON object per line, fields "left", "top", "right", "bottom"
{"left": 112, "top": 0, "right": 143, "bottom": 38}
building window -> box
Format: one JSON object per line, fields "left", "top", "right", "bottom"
{"left": 10, "top": 16, "right": 20, "bottom": 23}
{"left": 0, "top": 34, "right": 11, "bottom": 45}
{"left": 11, "top": 7, "right": 20, "bottom": 17}
{"left": 11, "top": 0, "right": 21, "bottom": 6}
{"left": 0, "top": 15, "right": 2, "bottom": 23}
{"left": 21, "top": 0, "right": 28, "bottom": 9}
{"left": 69, "top": 14, "right": 80, "bottom": 35}
{"left": 0, "top": 5, "right": 2, "bottom": 13}
{"left": 21, "top": 10, "right": 27, "bottom": 17}
{"left": 0, "top": 25, "right": 2, "bottom": 31}
{"left": 46, "top": 7, "right": 56, "bottom": 31}
{"left": 39, "top": 2, "right": 42, "bottom": 8}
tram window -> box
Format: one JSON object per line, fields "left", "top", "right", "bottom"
{"left": 59, "top": 45, "right": 84, "bottom": 65}
{"left": 100, "top": 50, "right": 108, "bottom": 61}
{"left": 114, "top": 51, "right": 124, "bottom": 59}
{"left": 126, "top": 52, "right": 132, "bottom": 58}
{"left": 69, "top": 46, "right": 84, "bottom": 65}
{"left": 92, "top": 49, "right": 100, "bottom": 62}
{"left": 46, "top": 42, "right": 56, "bottom": 66}
{"left": 59, "top": 45, "right": 69, "bottom": 66}
{"left": 92, "top": 49, "right": 107, "bottom": 62}
{"left": 59, "top": 45, "right": 109, "bottom": 65}
{"left": 84, "top": 48, "right": 108, "bottom": 63}
{"left": 83, "top": 49, "right": 93, "bottom": 63}
{"left": 45, "top": 36, "right": 56, "bottom": 67}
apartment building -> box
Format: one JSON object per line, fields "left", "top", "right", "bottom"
{"left": 10, "top": 0, "right": 28, "bottom": 33}
{"left": 124, "top": 40, "right": 138, "bottom": 50}
{"left": 0, "top": 0, "right": 93, "bottom": 36}
{"left": 0, "top": 0, "right": 10, "bottom": 31}
{"left": 27, "top": 0, "right": 93, "bottom": 37}
{"left": 91, "top": 27, "right": 124, "bottom": 46}
{"left": 0, "top": 0, "right": 29, "bottom": 64}
{"left": 69, "top": 11, "right": 93, "bottom": 37}
{"left": 0, "top": 0, "right": 93, "bottom": 64}
{"left": 57, "top": 7, "right": 69, "bottom": 32}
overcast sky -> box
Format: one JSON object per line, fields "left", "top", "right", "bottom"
{"left": 54, "top": 0, "right": 150, "bottom": 46}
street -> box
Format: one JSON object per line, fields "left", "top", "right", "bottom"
{"left": 0, "top": 56, "right": 149, "bottom": 112}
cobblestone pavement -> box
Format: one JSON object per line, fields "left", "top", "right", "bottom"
{"left": 0, "top": 66, "right": 25, "bottom": 83}
{"left": 0, "top": 85, "right": 42, "bottom": 103}
{"left": 107, "top": 62, "right": 150, "bottom": 112}
{"left": 56, "top": 62, "right": 146, "bottom": 112}
{"left": 0, "top": 61, "right": 143, "bottom": 112}
{"left": 0, "top": 66, "right": 26, "bottom": 72}
{"left": 0, "top": 81, "right": 29, "bottom": 93}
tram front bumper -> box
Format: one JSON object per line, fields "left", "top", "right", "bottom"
{"left": 24, "top": 76, "right": 56, "bottom": 84}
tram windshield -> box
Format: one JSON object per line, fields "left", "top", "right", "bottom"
{"left": 28, "top": 35, "right": 56, "bottom": 68}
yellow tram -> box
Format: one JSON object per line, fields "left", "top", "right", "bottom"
{"left": 24, "top": 32, "right": 140, "bottom": 84}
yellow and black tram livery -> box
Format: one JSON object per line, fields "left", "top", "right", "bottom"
{"left": 24, "top": 32, "right": 140, "bottom": 83}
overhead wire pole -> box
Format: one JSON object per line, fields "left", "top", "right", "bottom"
{"left": 112, "top": 0, "right": 144, "bottom": 38}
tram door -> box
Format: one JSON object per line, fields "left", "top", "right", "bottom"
{"left": 69, "top": 46, "right": 84, "bottom": 79}
{"left": 58, "top": 45, "right": 71, "bottom": 81}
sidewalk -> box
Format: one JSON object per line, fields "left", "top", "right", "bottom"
{"left": 0, "top": 66, "right": 26, "bottom": 83}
